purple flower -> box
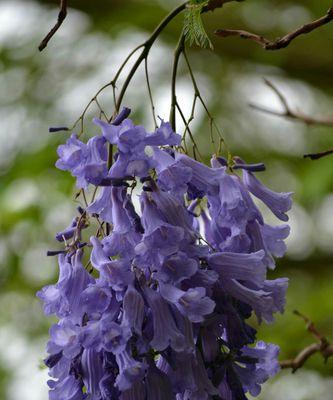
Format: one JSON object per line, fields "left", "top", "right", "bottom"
{"left": 37, "top": 251, "right": 93, "bottom": 321}
{"left": 122, "top": 285, "right": 145, "bottom": 335}
{"left": 207, "top": 250, "right": 266, "bottom": 285}
{"left": 119, "top": 381, "right": 146, "bottom": 400}
{"left": 145, "top": 360, "right": 175, "bottom": 400}
{"left": 153, "top": 148, "right": 192, "bottom": 197}
{"left": 261, "top": 223, "right": 290, "bottom": 258}
{"left": 242, "top": 169, "right": 292, "bottom": 221}
{"left": 236, "top": 341, "right": 280, "bottom": 396}
{"left": 159, "top": 283, "right": 215, "bottom": 323}
{"left": 175, "top": 153, "right": 221, "bottom": 195}
{"left": 56, "top": 134, "right": 107, "bottom": 188}
{"left": 41, "top": 115, "right": 292, "bottom": 399}
{"left": 47, "top": 319, "right": 81, "bottom": 359}
{"left": 49, "top": 375, "right": 83, "bottom": 400}
{"left": 93, "top": 118, "right": 180, "bottom": 181}
{"left": 55, "top": 217, "right": 78, "bottom": 242}
{"left": 144, "top": 286, "right": 186, "bottom": 352}
{"left": 87, "top": 187, "right": 113, "bottom": 223}
{"left": 155, "top": 252, "right": 198, "bottom": 285}
{"left": 145, "top": 119, "right": 181, "bottom": 146}
{"left": 55, "top": 134, "right": 86, "bottom": 173}
{"left": 135, "top": 193, "right": 185, "bottom": 267}
{"left": 208, "top": 250, "right": 287, "bottom": 322}
{"left": 94, "top": 118, "right": 146, "bottom": 153}
{"left": 90, "top": 236, "right": 133, "bottom": 291}
{"left": 80, "top": 284, "right": 111, "bottom": 316}
{"left": 81, "top": 315, "right": 130, "bottom": 354}
{"left": 115, "top": 349, "right": 147, "bottom": 391}
{"left": 81, "top": 349, "right": 104, "bottom": 399}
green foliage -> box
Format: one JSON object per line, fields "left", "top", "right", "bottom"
{"left": 183, "top": 1, "right": 213, "bottom": 49}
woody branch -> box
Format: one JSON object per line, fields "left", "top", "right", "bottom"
{"left": 215, "top": 6, "right": 333, "bottom": 50}
{"left": 280, "top": 310, "right": 333, "bottom": 372}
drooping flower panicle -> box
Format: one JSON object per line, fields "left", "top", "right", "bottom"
{"left": 38, "top": 107, "right": 292, "bottom": 399}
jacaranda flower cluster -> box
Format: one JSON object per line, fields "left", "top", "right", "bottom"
{"left": 38, "top": 107, "right": 292, "bottom": 399}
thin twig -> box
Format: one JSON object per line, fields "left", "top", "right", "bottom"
{"left": 176, "top": 102, "right": 203, "bottom": 160}
{"left": 215, "top": 7, "right": 333, "bottom": 50}
{"left": 250, "top": 79, "right": 333, "bottom": 127}
{"left": 115, "top": 2, "right": 188, "bottom": 112}
{"left": 304, "top": 149, "right": 333, "bottom": 160}
{"left": 170, "top": 33, "right": 186, "bottom": 131}
{"left": 280, "top": 310, "right": 333, "bottom": 372}
{"left": 70, "top": 0, "right": 186, "bottom": 133}
{"left": 144, "top": 57, "right": 158, "bottom": 128}
{"left": 70, "top": 44, "right": 144, "bottom": 133}
{"left": 183, "top": 48, "right": 228, "bottom": 154}
{"left": 39, "top": 0, "right": 68, "bottom": 51}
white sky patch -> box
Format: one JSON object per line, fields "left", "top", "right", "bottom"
{"left": 314, "top": 194, "right": 333, "bottom": 254}
{"left": 255, "top": 370, "right": 333, "bottom": 400}
{"left": 0, "top": 326, "right": 48, "bottom": 400}
{"left": 2, "top": 179, "right": 40, "bottom": 212}
{"left": 285, "top": 203, "right": 314, "bottom": 259}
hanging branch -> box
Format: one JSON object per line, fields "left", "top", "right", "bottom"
{"left": 250, "top": 80, "right": 333, "bottom": 160}
{"left": 215, "top": 6, "right": 333, "bottom": 50}
{"left": 280, "top": 311, "right": 333, "bottom": 372}
{"left": 250, "top": 79, "right": 333, "bottom": 127}
{"left": 114, "top": 2, "right": 188, "bottom": 112}
{"left": 69, "top": 2, "right": 188, "bottom": 134}
{"left": 170, "top": 34, "right": 186, "bottom": 131}
{"left": 39, "top": 0, "right": 68, "bottom": 51}
{"left": 144, "top": 57, "right": 158, "bottom": 128}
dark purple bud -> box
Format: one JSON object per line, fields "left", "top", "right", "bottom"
{"left": 77, "top": 206, "right": 85, "bottom": 215}
{"left": 112, "top": 107, "right": 131, "bottom": 126}
{"left": 143, "top": 186, "right": 152, "bottom": 192}
{"left": 46, "top": 250, "right": 66, "bottom": 256}
{"left": 55, "top": 217, "right": 78, "bottom": 242}
{"left": 133, "top": 220, "right": 145, "bottom": 234}
{"left": 233, "top": 156, "right": 266, "bottom": 172}
{"left": 44, "top": 352, "right": 62, "bottom": 368}
{"left": 99, "top": 178, "right": 113, "bottom": 186}
{"left": 55, "top": 227, "right": 76, "bottom": 242}
{"left": 233, "top": 163, "right": 266, "bottom": 172}
{"left": 99, "top": 178, "right": 129, "bottom": 187}
{"left": 124, "top": 195, "right": 144, "bottom": 234}
{"left": 164, "top": 147, "right": 175, "bottom": 158}
{"left": 217, "top": 156, "right": 228, "bottom": 166}
{"left": 113, "top": 181, "right": 130, "bottom": 188}
{"left": 48, "top": 126, "right": 69, "bottom": 133}
{"left": 123, "top": 175, "right": 136, "bottom": 181}
{"left": 140, "top": 176, "right": 153, "bottom": 184}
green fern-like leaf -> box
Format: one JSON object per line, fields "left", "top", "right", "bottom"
{"left": 184, "top": 1, "right": 213, "bottom": 49}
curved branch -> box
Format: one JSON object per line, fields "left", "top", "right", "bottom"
{"left": 170, "top": 33, "right": 186, "bottom": 131}
{"left": 280, "top": 311, "right": 333, "bottom": 372}
{"left": 280, "top": 343, "right": 333, "bottom": 371}
{"left": 250, "top": 79, "right": 333, "bottom": 127}
{"left": 115, "top": 2, "right": 188, "bottom": 112}
{"left": 69, "top": 2, "right": 188, "bottom": 133}
{"left": 39, "top": 0, "right": 68, "bottom": 51}
{"left": 215, "top": 6, "right": 333, "bottom": 50}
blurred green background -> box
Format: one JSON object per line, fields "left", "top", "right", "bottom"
{"left": 0, "top": 0, "right": 333, "bottom": 399}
